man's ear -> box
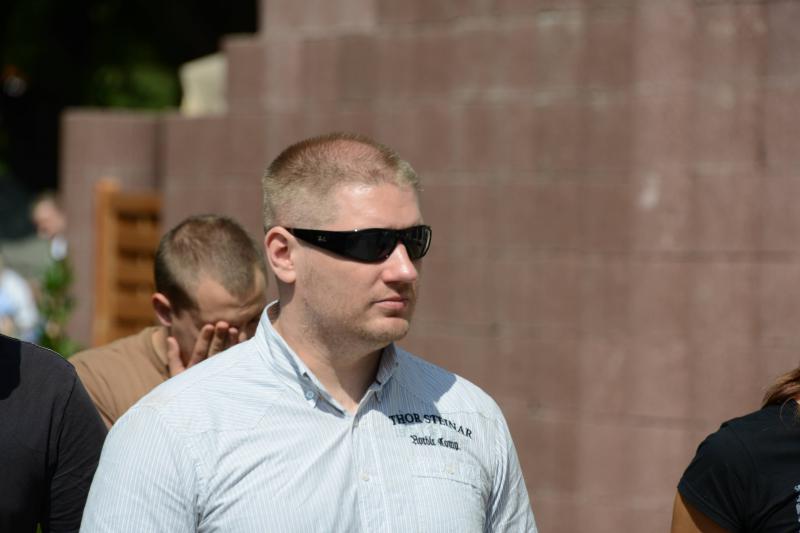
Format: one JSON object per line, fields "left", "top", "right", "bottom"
{"left": 264, "top": 227, "right": 297, "bottom": 284}
{"left": 152, "top": 293, "right": 174, "bottom": 327}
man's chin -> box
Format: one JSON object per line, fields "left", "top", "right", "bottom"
{"left": 360, "top": 317, "right": 411, "bottom": 345}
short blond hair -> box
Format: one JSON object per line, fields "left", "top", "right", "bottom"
{"left": 262, "top": 132, "right": 420, "bottom": 229}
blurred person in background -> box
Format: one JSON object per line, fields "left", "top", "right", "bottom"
{"left": 31, "top": 192, "right": 68, "bottom": 261}
{"left": 671, "top": 368, "right": 800, "bottom": 532}
{"left": 0, "top": 254, "right": 39, "bottom": 341}
{"left": 70, "top": 214, "right": 267, "bottom": 427}
{"left": 0, "top": 333, "right": 106, "bottom": 532}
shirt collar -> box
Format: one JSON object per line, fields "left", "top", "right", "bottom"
{"left": 255, "top": 300, "right": 400, "bottom": 411}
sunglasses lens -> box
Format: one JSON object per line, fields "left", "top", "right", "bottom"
{"left": 344, "top": 230, "right": 394, "bottom": 262}
{"left": 403, "top": 226, "right": 431, "bottom": 260}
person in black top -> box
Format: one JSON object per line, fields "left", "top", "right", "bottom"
{"left": 672, "top": 367, "right": 800, "bottom": 533}
{"left": 0, "top": 333, "right": 107, "bottom": 532}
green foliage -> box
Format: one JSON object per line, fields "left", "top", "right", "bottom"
{"left": 37, "top": 258, "right": 81, "bottom": 358}
{"left": 89, "top": 62, "right": 180, "bottom": 109}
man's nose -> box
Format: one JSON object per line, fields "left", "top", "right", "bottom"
{"left": 382, "top": 243, "right": 419, "bottom": 283}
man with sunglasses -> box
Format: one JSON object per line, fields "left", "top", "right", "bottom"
{"left": 82, "top": 133, "right": 536, "bottom": 532}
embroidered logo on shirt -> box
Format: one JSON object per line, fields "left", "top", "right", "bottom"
{"left": 388, "top": 412, "right": 473, "bottom": 439}
{"left": 410, "top": 434, "right": 460, "bottom": 450}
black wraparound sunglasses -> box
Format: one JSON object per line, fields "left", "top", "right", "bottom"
{"left": 285, "top": 225, "right": 432, "bottom": 263}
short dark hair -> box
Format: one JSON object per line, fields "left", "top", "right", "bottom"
{"left": 154, "top": 215, "right": 266, "bottom": 313}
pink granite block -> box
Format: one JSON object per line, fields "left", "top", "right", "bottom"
{"left": 226, "top": 114, "right": 270, "bottom": 177}
{"left": 369, "top": 106, "right": 415, "bottom": 164}
{"left": 764, "top": 85, "right": 800, "bottom": 176}
{"left": 413, "top": 250, "right": 496, "bottom": 326}
{"left": 262, "top": 0, "right": 376, "bottom": 33}
{"left": 492, "top": 254, "right": 581, "bottom": 334}
{"left": 263, "top": 110, "right": 312, "bottom": 160}
{"left": 224, "top": 36, "right": 266, "bottom": 114}
{"left": 689, "top": 261, "right": 757, "bottom": 353}
{"left": 584, "top": 92, "right": 632, "bottom": 175}
{"left": 371, "top": 104, "right": 456, "bottom": 175}
{"left": 216, "top": 180, "right": 265, "bottom": 232}
{"left": 376, "top": 0, "right": 489, "bottom": 24}
{"left": 452, "top": 27, "right": 501, "bottom": 94}
{"left": 532, "top": 96, "right": 585, "bottom": 174}
{"left": 61, "top": 110, "right": 161, "bottom": 182}
{"left": 761, "top": 176, "right": 800, "bottom": 252}
{"left": 262, "top": 37, "right": 303, "bottom": 109}
{"left": 376, "top": 33, "right": 417, "bottom": 100}
{"left": 630, "top": 86, "right": 692, "bottom": 175}
{"left": 493, "top": 334, "right": 581, "bottom": 411}
{"left": 687, "top": 262, "right": 762, "bottom": 420}
{"left": 690, "top": 84, "right": 761, "bottom": 175}
{"left": 453, "top": 103, "right": 509, "bottom": 174}
{"left": 419, "top": 182, "right": 496, "bottom": 250}
{"left": 579, "top": 257, "right": 631, "bottom": 340}
{"left": 161, "top": 116, "right": 228, "bottom": 183}
{"left": 627, "top": 261, "right": 693, "bottom": 418}
{"left": 300, "top": 37, "right": 340, "bottom": 104}
{"left": 412, "top": 30, "right": 458, "bottom": 98}
{"left": 693, "top": 3, "right": 766, "bottom": 84}
{"left": 766, "top": 0, "right": 800, "bottom": 79}
{"left": 585, "top": 6, "right": 635, "bottom": 89}
{"left": 502, "top": 101, "right": 541, "bottom": 173}
{"left": 524, "top": 493, "right": 577, "bottom": 533}
{"left": 494, "top": 180, "right": 581, "bottom": 250}
{"left": 500, "top": 404, "right": 581, "bottom": 494}
{"left": 690, "top": 174, "right": 762, "bottom": 252}
{"left": 574, "top": 421, "right": 688, "bottom": 505}
{"left": 577, "top": 182, "right": 633, "bottom": 253}
{"left": 493, "top": 23, "right": 538, "bottom": 92}
{"left": 687, "top": 341, "right": 762, "bottom": 424}
{"left": 451, "top": 100, "right": 538, "bottom": 175}
{"left": 492, "top": 0, "right": 583, "bottom": 18}
{"left": 633, "top": 0, "right": 695, "bottom": 84}
{"left": 631, "top": 172, "right": 692, "bottom": 252}
{"left": 338, "top": 34, "right": 379, "bottom": 102}
{"left": 757, "top": 263, "right": 800, "bottom": 356}
{"left": 577, "top": 334, "right": 633, "bottom": 416}
{"left": 532, "top": 9, "right": 586, "bottom": 89}
{"left": 302, "top": 107, "right": 377, "bottom": 139}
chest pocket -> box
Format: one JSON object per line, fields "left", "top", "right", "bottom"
{"left": 410, "top": 459, "right": 487, "bottom": 533}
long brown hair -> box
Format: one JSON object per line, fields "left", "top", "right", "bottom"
{"left": 762, "top": 366, "right": 800, "bottom": 407}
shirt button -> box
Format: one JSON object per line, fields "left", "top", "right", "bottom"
{"left": 360, "top": 472, "right": 370, "bottom": 482}
{"left": 304, "top": 390, "right": 315, "bottom": 400}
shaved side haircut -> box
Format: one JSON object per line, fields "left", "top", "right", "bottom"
{"left": 262, "top": 132, "right": 421, "bottom": 230}
{"left": 154, "top": 215, "right": 267, "bottom": 313}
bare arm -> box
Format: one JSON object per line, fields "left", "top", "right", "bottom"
{"left": 671, "top": 492, "right": 730, "bottom": 533}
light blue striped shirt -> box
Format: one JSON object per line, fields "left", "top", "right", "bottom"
{"left": 81, "top": 304, "right": 537, "bottom": 532}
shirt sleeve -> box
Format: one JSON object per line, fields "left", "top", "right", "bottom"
{"left": 677, "top": 425, "right": 753, "bottom": 532}
{"left": 486, "top": 412, "right": 538, "bottom": 532}
{"left": 46, "top": 373, "right": 107, "bottom": 533}
{"left": 80, "top": 407, "right": 200, "bottom": 532}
